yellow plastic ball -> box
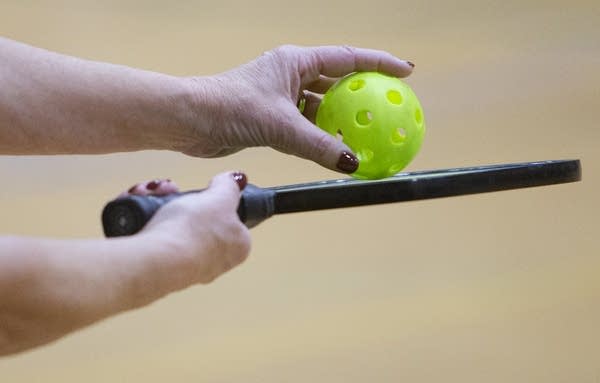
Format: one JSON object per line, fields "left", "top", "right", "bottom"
{"left": 316, "top": 72, "right": 426, "bottom": 179}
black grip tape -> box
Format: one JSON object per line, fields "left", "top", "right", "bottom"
{"left": 101, "top": 185, "right": 275, "bottom": 237}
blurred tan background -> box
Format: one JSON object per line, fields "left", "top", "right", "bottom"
{"left": 0, "top": 0, "right": 598, "bottom": 381}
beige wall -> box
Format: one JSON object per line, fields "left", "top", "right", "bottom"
{"left": 1, "top": 1, "right": 598, "bottom": 381}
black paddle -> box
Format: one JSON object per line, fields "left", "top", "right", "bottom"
{"left": 102, "top": 159, "right": 581, "bottom": 237}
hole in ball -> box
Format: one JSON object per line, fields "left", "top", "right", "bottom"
{"left": 357, "top": 149, "right": 374, "bottom": 162}
{"left": 415, "top": 108, "right": 423, "bottom": 125}
{"left": 389, "top": 164, "right": 404, "bottom": 175}
{"left": 387, "top": 90, "right": 403, "bottom": 105}
{"left": 355, "top": 110, "right": 373, "bottom": 126}
{"left": 348, "top": 79, "right": 366, "bottom": 91}
{"left": 391, "top": 127, "right": 407, "bottom": 144}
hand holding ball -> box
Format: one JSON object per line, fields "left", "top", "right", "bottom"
{"left": 316, "top": 72, "right": 425, "bottom": 179}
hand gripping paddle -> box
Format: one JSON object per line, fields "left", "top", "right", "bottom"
{"left": 102, "top": 159, "right": 581, "bottom": 237}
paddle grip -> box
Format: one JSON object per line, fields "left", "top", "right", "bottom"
{"left": 101, "top": 184, "right": 275, "bottom": 237}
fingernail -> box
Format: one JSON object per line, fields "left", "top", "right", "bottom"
{"left": 232, "top": 172, "right": 248, "bottom": 190}
{"left": 336, "top": 151, "right": 359, "bottom": 173}
{"left": 128, "top": 184, "right": 138, "bottom": 193}
{"left": 406, "top": 61, "right": 415, "bottom": 68}
{"left": 146, "top": 180, "right": 161, "bottom": 190}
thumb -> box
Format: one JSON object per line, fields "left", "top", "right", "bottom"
{"left": 203, "top": 171, "right": 247, "bottom": 208}
{"left": 279, "top": 106, "right": 359, "bottom": 174}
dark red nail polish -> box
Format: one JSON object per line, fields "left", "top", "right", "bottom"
{"left": 406, "top": 61, "right": 415, "bottom": 68}
{"left": 128, "top": 184, "right": 138, "bottom": 193}
{"left": 232, "top": 172, "right": 247, "bottom": 190}
{"left": 146, "top": 180, "right": 161, "bottom": 190}
{"left": 336, "top": 151, "right": 359, "bottom": 173}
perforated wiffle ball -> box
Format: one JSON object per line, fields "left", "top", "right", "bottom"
{"left": 316, "top": 72, "right": 425, "bottom": 179}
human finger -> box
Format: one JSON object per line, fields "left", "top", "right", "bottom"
{"left": 300, "top": 91, "right": 322, "bottom": 123}
{"left": 308, "top": 45, "right": 414, "bottom": 79}
{"left": 203, "top": 171, "right": 247, "bottom": 208}
{"left": 119, "top": 179, "right": 179, "bottom": 197}
{"left": 276, "top": 105, "right": 358, "bottom": 174}
{"left": 305, "top": 75, "right": 340, "bottom": 94}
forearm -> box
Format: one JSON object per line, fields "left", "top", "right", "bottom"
{"left": 0, "top": 234, "right": 190, "bottom": 356}
{"left": 0, "top": 37, "right": 199, "bottom": 154}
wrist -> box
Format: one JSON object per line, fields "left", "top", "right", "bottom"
{"left": 169, "top": 75, "right": 228, "bottom": 157}
{"left": 110, "top": 232, "right": 198, "bottom": 311}
{"left": 134, "top": 74, "right": 202, "bottom": 153}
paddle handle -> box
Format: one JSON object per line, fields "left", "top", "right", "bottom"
{"left": 101, "top": 185, "right": 275, "bottom": 237}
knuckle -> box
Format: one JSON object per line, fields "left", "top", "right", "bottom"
{"left": 227, "top": 223, "right": 251, "bottom": 263}
{"left": 340, "top": 45, "right": 359, "bottom": 68}
{"left": 340, "top": 44, "right": 357, "bottom": 55}
{"left": 273, "top": 44, "right": 299, "bottom": 57}
{"left": 310, "top": 132, "right": 334, "bottom": 161}
{"left": 270, "top": 45, "right": 304, "bottom": 74}
{"left": 235, "top": 228, "right": 252, "bottom": 261}
{"left": 219, "top": 218, "right": 251, "bottom": 263}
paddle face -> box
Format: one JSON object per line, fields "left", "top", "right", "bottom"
{"left": 102, "top": 160, "right": 581, "bottom": 237}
